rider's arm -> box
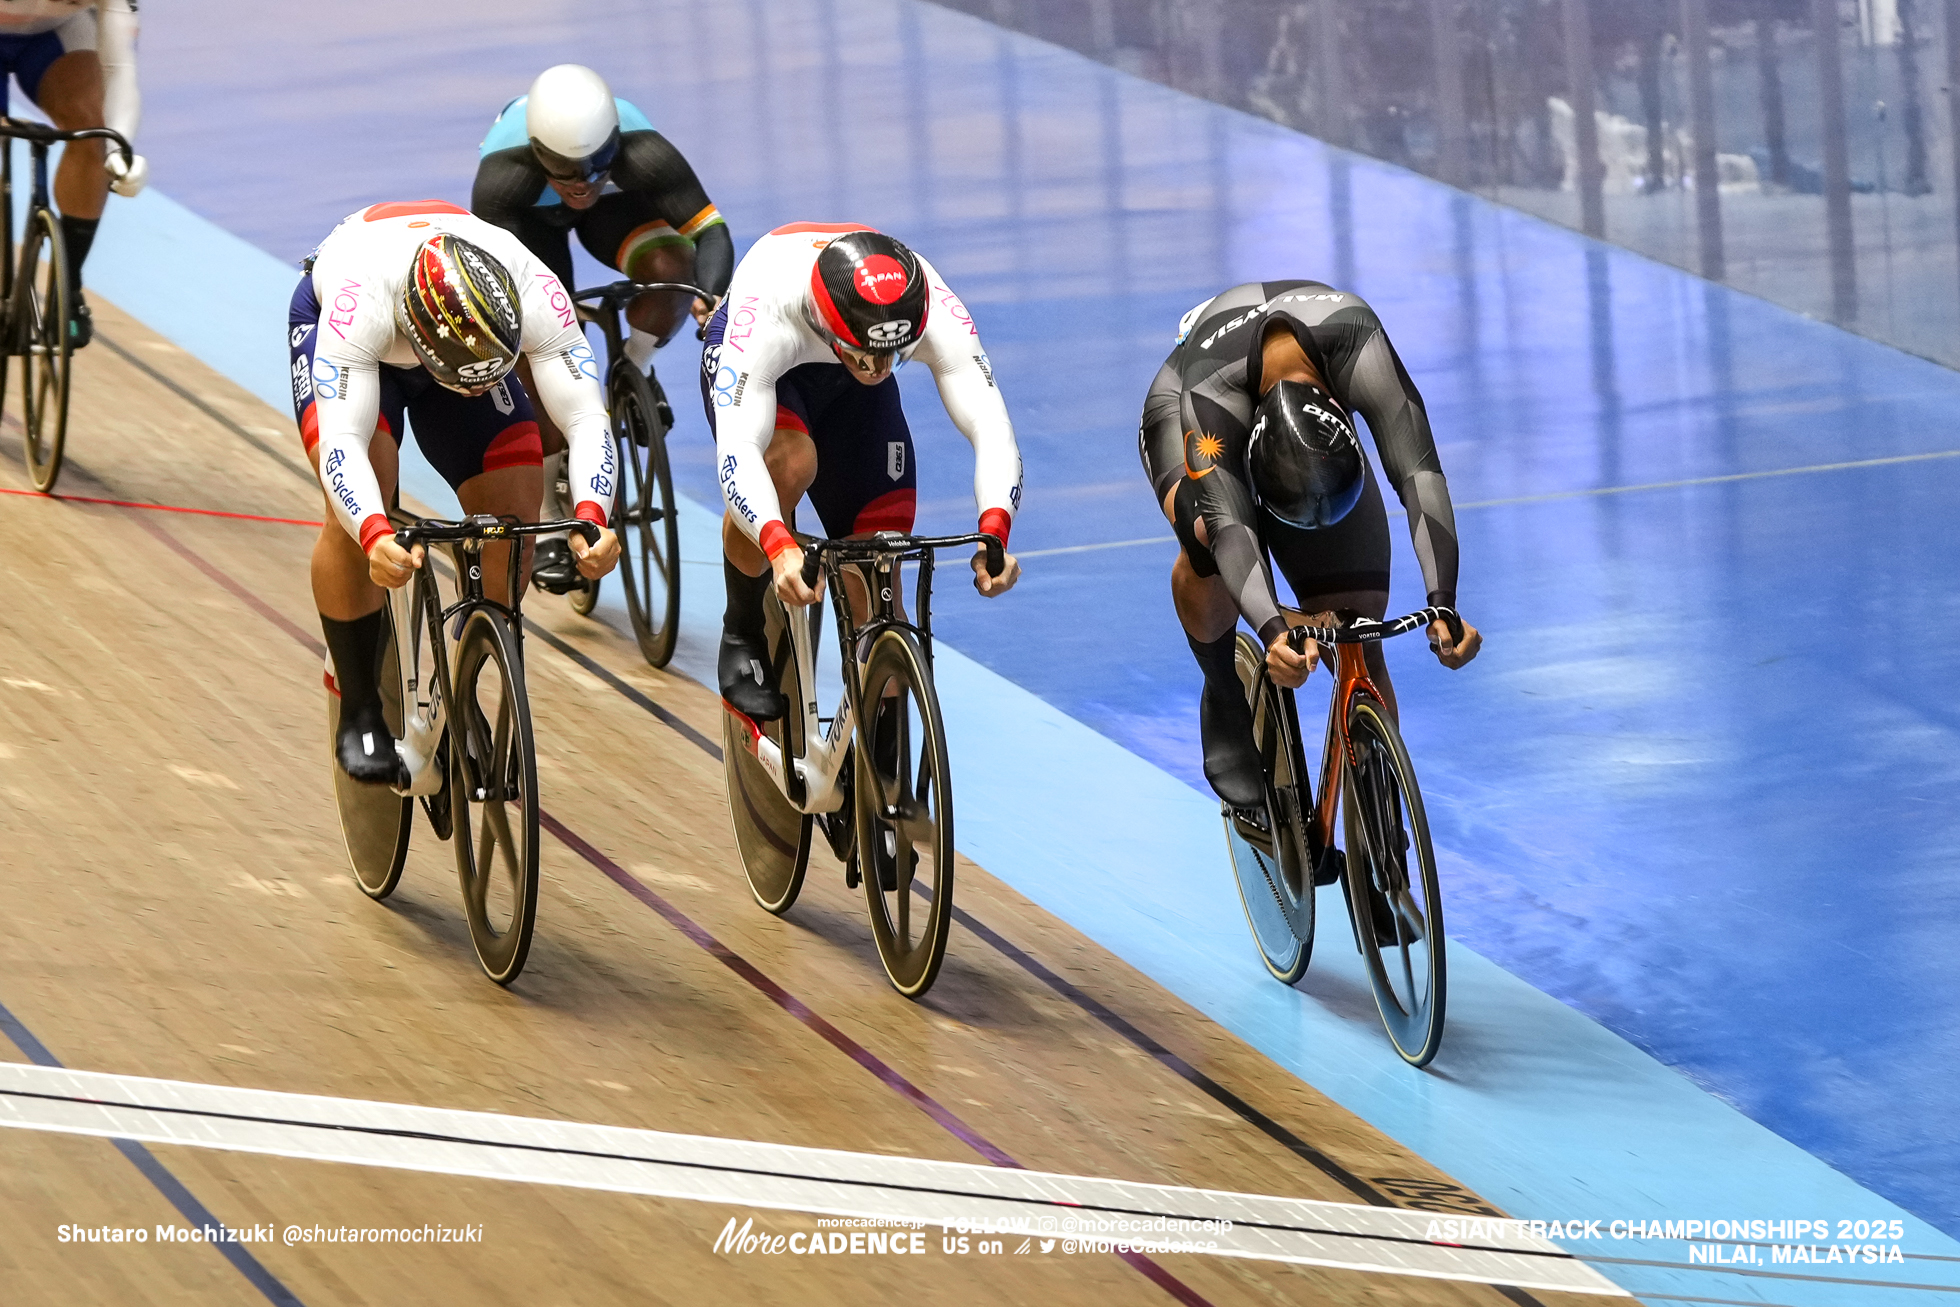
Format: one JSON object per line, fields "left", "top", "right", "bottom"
{"left": 470, "top": 152, "right": 579, "bottom": 290}
{"left": 518, "top": 278, "right": 615, "bottom": 526}
{"left": 98, "top": 0, "right": 140, "bottom": 144}
{"left": 712, "top": 342, "right": 796, "bottom": 558}
{"left": 1183, "top": 392, "right": 1291, "bottom": 646}
{"left": 1323, "top": 311, "right": 1459, "bottom": 608}
{"left": 311, "top": 360, "right": 395, "bottom": 555}
{"left": 913, "top": 270, "right": 1023, "bottom": 544}
{"left": 616, "top": 132, "right": 733, "bottom": 300}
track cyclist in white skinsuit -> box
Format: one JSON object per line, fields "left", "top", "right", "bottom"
{"left": 289, "top": 200, "right": 621, "bottom": 783}
{"left": 0, "top": 0, "right": 147, "bottom": 346}
{"left": 699, "top": 223, "right": 1024, "bottom": 722}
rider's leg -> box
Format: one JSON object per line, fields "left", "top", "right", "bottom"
{"left": 1265, "top": 473, "right": 1394, "bottom": 719}
{"left": 511, "top": 356, "right": 583, "bottom": 592}
{"left": 576, "top": 193, "right": 696, "bottom": 355}
{"left": 404, "top": 372, "right": 546, "bottom": 604}
{"left": 456, "top": 464, "right": 544, "bottom": 605}
{"left": 31, "top": 44, "right": 109, "bottom": 345}
{"left": 718, "top": 417, "right": 817, "bottom": 721}
{"left": 1164, "top": 478, "right": 1265, "bottom": 808}
{"left": 310, "top": 428, "right": 403, "bottom": 785}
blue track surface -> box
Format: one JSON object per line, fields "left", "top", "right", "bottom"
{"left": 108, "top": 0, "right": 1960, "bottom": 1270}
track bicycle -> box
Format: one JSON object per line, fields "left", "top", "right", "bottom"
{"left": 722, "top": 529, "right": 1007, "bottom": 997}
{"left": 1221, "top": 606, "right": 1462, "bottom": 1066}
{"left": 0, "top": 118, "right": 132, "bottom": 492}
{"left": 565, "top": 279, "right": 708, "bottom": 667}
{"left": 328, "top": 513, "right": 599, "bottom": 985}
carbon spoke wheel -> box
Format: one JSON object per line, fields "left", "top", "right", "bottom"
{"left": 331, "top": 613, "right": 411, "bottom": 901}
{"left": 1221, "top": 634, "right": 1316, "bottom": 984}
{"left": 1341, "top": 694, "right": 1447, "bottom": 1067}
{"left": 722, "top": 586, "right": 812, "bottom": 913}
{"left": 855, "top": 629, "right": 955, "bottom": 999}
{"left": 17, "top": 211, "right": 70, "bottom": 493}
{"left": 612, "top": 364, "right": 681, "bottom": 667}
{"left": 450, "top": 609, "right": 540, "bottom": 985}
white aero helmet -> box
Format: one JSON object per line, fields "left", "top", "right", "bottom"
{"left": 525, "top": 65, "right": 621, "bottom": 184}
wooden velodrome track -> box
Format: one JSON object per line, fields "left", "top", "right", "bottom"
{"left": 0, "top": 299, "right": 1600, "bottom": 1306}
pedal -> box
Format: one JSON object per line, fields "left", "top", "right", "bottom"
{"left": 1313, "top": 847, "right": 1344, "bottom": 888}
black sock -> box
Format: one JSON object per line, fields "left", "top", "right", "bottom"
{"left": 724, "top": 557, "right": 769, "bottom": 640}
{"left": 59, "top": 214, "right": 100, "bottom": 292}
{"left": 1186, "top": 629, "right": 1242, "bottom": 695}
{"left": 321, "top": 611, "right": 386, "bottom": 714}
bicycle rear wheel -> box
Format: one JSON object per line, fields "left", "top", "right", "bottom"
{"left": 450, "top": 609, "right": 540, "bottom": 985}
{"left": 722, "top": 585, "right": 813, "bottom": 913}
{"left": 16, "top": 210, "right": 69, "bottom": 493}
{"left": 1221, "top": 634, "right": 1316, "bottom": 984}
{"left": 612, "top": 363, "right": 681, "bottom": 666}
{"left": 329, "top": 613, "right": 411, "bottom": 900}
{"left": 1341, "top": 694, "right": 1447, "bottom": 1066}
{"left": 855, "top": 628, "right": 955, "bottom": 999}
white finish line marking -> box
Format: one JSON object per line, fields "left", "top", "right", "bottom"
{"left": 0, "top": 1063, "right": 1622, "bottom": 1295}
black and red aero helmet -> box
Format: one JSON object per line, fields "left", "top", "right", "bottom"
{"left": 397, "top": 234, "right": 523, "bottom": 393}
{"left": 809, "top": 230, "right": 930, "bottom": 353}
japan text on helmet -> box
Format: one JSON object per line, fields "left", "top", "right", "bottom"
{"left": 808, "top": 230, "right": 931, "bottom": 354}
{"left": 1246, "top": 380, "right": 1365, "bottom": 530}
{"left": 526, "top": 64, "right": 621, "bottom": 184}
{"left": 396, "top": 235, "right": 523, "bottom": 393}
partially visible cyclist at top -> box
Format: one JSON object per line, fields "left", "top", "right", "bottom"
{"left": 0, "top": 0, "right": 149, "bottom": 347}
{"left": 473, "top": 63, "right": 732, "bottom": 592}
{"left": 701, "top": 223, "right": 1024, "bottom": 722}
{"left": 1140, "top": 280, "right": 1482, "bottom": 810}
{"left": 291, "top": 200, "right": 621, "bottom": 785}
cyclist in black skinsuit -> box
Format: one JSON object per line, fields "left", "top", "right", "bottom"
{"left": 1139, "top": 279, "right": 1482, "bottom": 808}
{"left": 472, "top": 64, "right": 736, "bottom": 591}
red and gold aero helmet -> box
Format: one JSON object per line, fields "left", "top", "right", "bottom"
{"left": 808, "top": 230, "right": 930, "bottom": 354}
{"left": 395, "top": 234, "right": 523, "bottom": 393}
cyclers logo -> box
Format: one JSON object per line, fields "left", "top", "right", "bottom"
{"left": 853, "top": 255, "right": 910, "bottom": 305}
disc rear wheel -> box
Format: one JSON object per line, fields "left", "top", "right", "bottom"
{"left": 331, "top": 614, "right": 411, "bottom": 900}
{"left": 1341, "top": 695, "right": 1446, "bottom": 1067}
{"left": 1221, "top": 634, "right": 1316, "bottom": 984}
{"left": 722, "top": 587, "right": 813, "bottom": 913}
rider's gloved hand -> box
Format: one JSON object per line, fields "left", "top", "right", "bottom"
{"left": 570, "top": 524, "right": 621, "bottom": 579}
{"left": 971, "top": 549, "right": 1020, "bottom": 597}
{"left": 770, "top": 544, "right": 823, "bottom": 607}
{"left": 106, "top": 151, "right": 148, "bottom": 198}
{"left": 367, "top": 537, "right": 423, "bottom": 589}
{"left": 1429, "top": 615, "right": 1482, "bottom": 669}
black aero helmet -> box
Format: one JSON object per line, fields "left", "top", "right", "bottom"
{"left": 809, "top": 230, "right": 930, "bottom": 353}
{"left": 397, "top": 234, "right": 523, "bottom": 393}
{"left": 1247, "top": 380, "right": 1365, "bottom": 529}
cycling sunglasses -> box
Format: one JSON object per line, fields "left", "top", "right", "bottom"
{"left": 530, "top": 128, "right": 622, "bottom": 185}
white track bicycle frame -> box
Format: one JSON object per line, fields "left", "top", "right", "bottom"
{"left": 733, "top": 598, "right": 853, "bottom": 816}
{"left": 387, "top": 575, "right": 448, "bottom": 799}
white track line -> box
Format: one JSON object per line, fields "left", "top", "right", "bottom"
{"left": 0, "top": 1063, "right": 1622, "bottom": 1295}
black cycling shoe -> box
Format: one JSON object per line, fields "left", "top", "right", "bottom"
{"left": 1199, "top": 682, "right": 1266, "bottom": 810}
{"left": 719, "top": 631, "right": 786, "bottom": 722}
{"left": 68, "top": 298, "right": 93, "bottom": 350}
{"left": 335, "top": 698, "right": 403, "bottom": 786}
{"left": 531, "top": 536, "right": 581, "bottom": 594}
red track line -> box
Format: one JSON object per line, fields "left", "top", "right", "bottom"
{"left": 119, "top": 500, "right": 1216, "bottom": 1307}
{"left": 0, "top": 484, "right": 324, "bottom": 528}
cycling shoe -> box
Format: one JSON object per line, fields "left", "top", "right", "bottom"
{"left": 531, "top": 535, "right": 582, "bottom": 594}
{"left": 719, "top": 631, "right": 786, "bottom": 722}
{"left": 336, "top": 698, "right": 403, "bottom": 786}
{"left": 1199, "top": 682, "right": 1265, "bottom": 809}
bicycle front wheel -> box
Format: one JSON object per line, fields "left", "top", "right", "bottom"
{"left": 1341, "top": 694, "right": 1447, "bottom": 1067}
{"left": 1221, "top": 633, "right": 1315, "bottom": 984}
{"left": 16, "top": 209, "right": 70, "bottom": 493}
{"left": 612, "top": 363, "right": 681, "bottom": 666}
{"left": 449, "top": 609, "right": 540, "bottom": 985}
{"left": 855, "top": 628, "right": 955, "bottom": 999}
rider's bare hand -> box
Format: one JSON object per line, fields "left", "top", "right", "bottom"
{"left": 1266, "top": 631, "right": 1317, "bottom": 688}
{"left": 771, "top": 546, "right": 824, "bottom": 607}
{"left": 367, "top": 538, "right": 423, "bottom": 589}
{"left": 1430, "top": 616, "right": 1482, "bottom": 669}
{"left": 571, "top": 525, "right": 621, "bottom": 579}
{"left": 972, "top": 550, "right": 1021, "bottom": 597}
